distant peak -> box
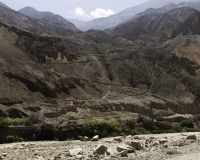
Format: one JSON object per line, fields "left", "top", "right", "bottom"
{"left": 19, "top": 6, "right": 38, "bottom": 12}
{"left": 18, "top": 6, "right": 40, "bottom": 17}
{"left": 162, "top": 2, "right": 177, "bottom": 10}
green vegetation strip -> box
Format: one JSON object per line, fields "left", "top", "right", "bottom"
{"left": 0, "top": 118, "right": 28, "bottom": 127}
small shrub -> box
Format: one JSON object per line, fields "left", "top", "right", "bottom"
{"left": 180, "top": 119, "right": 194, "bottom": 128}
{"left": 40, "top": 124, "right": 56, "bottom": 140}
{"left": 137, "top": 116, "right": 144, "bottom": 123}
{"left": 18, "top": 138, "right": 23, "bottom": 142}
{"left": 77, "top": 135, "right": 83, "bottom": 140}
{"left": 110, "top": 132, "right": 119, "bottom": 137}
{"left": 182, "top": 127, "right": 200, "bottom": 132}
{"left": 157, "top": 121, "right": 173, "bottom": 130}
{"left": 156, "top": 116, "right": 165, "bottom": 121}
{"left": 6, "top": 135, "right": 15, "bottom": 143}
{"left": 135, "top": 127, "right": 151, "bottom": 134}
{"left": 142, "top": 119, "right": 155, "bottom": 130}
{"left": 126, "top": 119, "right": 136, "bottom": 129}
{"left": 122, "top": 126, "right": 131, "bottom": 133}
{"left": 130, "top": 130, "right": 140, "bottom": 135}
{"left": 173, "top": 125, "right": 182, "bottom": 132}
{"left": 151, "top": 129, "right": 164, "bottom": 134}
{"left": 14, "top": 135, "right": 19, "bottom": 142}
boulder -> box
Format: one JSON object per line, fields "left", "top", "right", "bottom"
{"left": 91, "top": 135, "right": 99, "bottom": 141}
{"left": 93, "top": 144, "right": 108, "bottom": 155}
{"left": 69, "top": 146, "right": 82, "bottom": 156}
{"left": 186, "top": 135, "right": 197, "bottom": 140}
{"left": 127, "top": 141, "right": 143, "bottom": 150}
{"left": 117, "top": 145, "right": 135, "bottom": 153}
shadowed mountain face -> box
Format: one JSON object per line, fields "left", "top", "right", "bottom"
{"left": 172, "top": 12, "right": 200, "bottom": 37}
{"left": 79, "top": 0, "right": 199, "bottom": 31}
{"left": 1, "top": 2, "right": 200, "bottom": 124}
{"left": 109, "top": 7, "right": 198, "bottom": 44}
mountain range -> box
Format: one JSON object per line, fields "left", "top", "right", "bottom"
{"left": 78, "top": 0, "right": 200, "bottom": 31}
{"left": 0, "top": 0, "right": 200, "bottom": 126}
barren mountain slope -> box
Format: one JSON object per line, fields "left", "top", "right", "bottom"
{"left": 1, "top": 19, "right": 200, "bottom": 124}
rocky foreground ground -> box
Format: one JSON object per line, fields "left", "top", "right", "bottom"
{"left": 0, "top": 132, "right": 200, "bottom": 160}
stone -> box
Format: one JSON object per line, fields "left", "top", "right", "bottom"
{"left": 127, "top": 141, "right": 143, "bottom": 150}
{"left": 117, "top": 145, "right": 135, "bottom": 153}
{"left": 119, "top": 150, "right": 128, "bottom": 157}
{"left": 113, "top": 136, "right": 123, "bottom": 142}
{"left": 76, "top": 155, "right": 83, "bottom": 159}
{"left": 134, "top": 136, "right": 140, "bottom": 139}
{"left": 167, "top": 150, "right": 178, "bottom": 155}
{"left": 159, "top": 139, "right": 168, "bottom": 144}
{"left": 1, "top": 153, "right": 7, "bottom": 157}
{"left": 54, "top": 156, "right": 61, "bottom": 160}
{"left": 126, "top": 135, "right": 132, "bottom": 138}
{"left": 83, "top": 136, "right": 90, "bottom": 141}
{"left": 93, "top": 144, "right": 108, "bottom": 155}
{"left": 186, "top": 135, "right": 197, "bottom": 140}
{"left": 106, "top": 148, "right": 118, "bottom": 157}
{"left": 69, "top": 146, "right": 82, "bottom": 156}
{"left": 91, "top": 135, "right": 99, "bottom": 141}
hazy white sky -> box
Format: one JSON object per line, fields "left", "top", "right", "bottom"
{"left": 0, "top": 0, "right": 148, "bottom": 21}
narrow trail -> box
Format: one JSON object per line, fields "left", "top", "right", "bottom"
{"left": 102, "top": 91, "right": 111, "bottom": 99}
